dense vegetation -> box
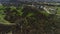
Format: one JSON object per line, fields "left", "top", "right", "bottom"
{"left": 0, "top": 4, "right": 60, "bottom": 34}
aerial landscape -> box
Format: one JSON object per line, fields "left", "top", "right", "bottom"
{"left": 0, "top": 0, "right": 60, "bottom": 34}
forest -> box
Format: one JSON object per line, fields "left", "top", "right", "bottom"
{"left": 0, "top": 3, "right": 60, "bottom": 34}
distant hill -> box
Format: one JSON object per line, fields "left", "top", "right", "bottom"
{"left": 19, "top": 0, "right": 60, "bottom": 2}
{"left": 0, "top": 0, "right": 60, "bottom": 2}
{"left": 0, "top": 0, "right": 60, "bottom": 4}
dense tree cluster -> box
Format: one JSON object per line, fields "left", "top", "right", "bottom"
{"left": 0, "top": 5, "right": 60, "bottom": 34}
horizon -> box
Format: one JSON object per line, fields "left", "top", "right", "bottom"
{"left": 0, "top": 0, "right": 60, "bottom": 3}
